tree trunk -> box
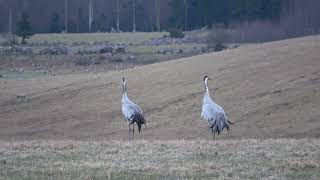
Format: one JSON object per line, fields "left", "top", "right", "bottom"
{"left": 76, "top": 22, "right": 79, "bottom": 33}
{"left": 65, "top": 0, "right": 68, "bottom": 33}
{"left": 21, "top": 36, "right": 26, "bottom": 44}
{"left": 154, "top": 0, "right": 160, "bottom": 32}
{"left": 132, "top": 0, "right": 136, "bottom": 32}
{"left": 184, "top": 0, "right": 188, "bottom": 30}
{"left": 116, "top": 0, "right": 120, "bottom": 32}
{"left": 89, "top": 0, "right": 94, "bottom": 32}
{"left": 8, "top": 9, "right": 12, "bottom": 34}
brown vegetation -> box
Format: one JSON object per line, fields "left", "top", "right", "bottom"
{"left": 0, "top": 139, "right": 319, "bottom": 179}
{"left": 0, "top": 35, "right": 319, "bottom": 140}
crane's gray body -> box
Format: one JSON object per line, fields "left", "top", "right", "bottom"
{"left": 122, "top": 92, "right": 145, "bottom": 126}
{"left": 121, "top": 78, "right": 146, "bottom": 139}
{"left": 201, "top": 77, "right": 231, "bottom": 137}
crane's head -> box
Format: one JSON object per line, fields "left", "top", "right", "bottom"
{"left": 122, "top": 77, "right": 127, "bottom": 85}
{"left": 203, "top": 76, "right": 211, "bottom": 82}
{"left": 203, "top": 76, "right": 211, "bottom": 91}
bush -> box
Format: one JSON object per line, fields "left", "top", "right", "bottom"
{"left": 213, "top": 43, "right": 227, "bottom": 52}
{"left": 168, "top": 28, "right": 185, "bottom": 38}
{"left": 7, "top": 35, "right": 19, "bottom": 46}
{"left": 207, "top": 30, "right": 228, "bottom": 51}
{"left": 110, "top": 56, "right": 124, "bottom": 63}
{"left": 1, "top": 34, "right": 19, "bottom": 46}
{"left": 74, "top": 57, "right": 94, "bottom": 66}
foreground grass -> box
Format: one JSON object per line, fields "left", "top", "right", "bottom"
{"left": 0, "top": 139, "right": 319, "bottom": 179}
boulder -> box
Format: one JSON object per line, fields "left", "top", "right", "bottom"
{"left": 39, "top": 46, "right": 68, "bottom": 55}
{"left": 76, "top": 48, "right": 98, "bottom": 55}
{"left": 0, "top": 46, "right": 33, "bottom": 55}
{"left": 99, "top": 46, "right": 113, "bottom": 54}
{"left": 114, "top": 46, "right": 126, "bottom": 54}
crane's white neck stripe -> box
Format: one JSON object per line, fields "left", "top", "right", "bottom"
{"left": 204, "top": 79, "right": 209, "bottom": 92}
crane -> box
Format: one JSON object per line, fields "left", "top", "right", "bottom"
{"left": 121, "top": 78, "right": 147, "bottom": 139}
{"left": 201, "top": 76, "right": 232, "bottom": 139}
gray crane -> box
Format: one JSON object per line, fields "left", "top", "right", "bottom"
{"left": 121, "top": 78, "right": 147, "bottom": 139}
{"left": 201, "top": 76, "right": 232, "bottom": 139}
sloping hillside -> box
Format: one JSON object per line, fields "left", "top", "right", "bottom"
{"left": 0, "top": 35, "right": 319, "bottom": 140}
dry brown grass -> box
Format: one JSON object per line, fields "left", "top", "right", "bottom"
{"left": 0, "top": 35, "right": 319, "bottom": 140}
{"left": 0, "top": 32, "right": 207, "bottom": 79}
{"left": 0, "top": 139, "right": 319, "bottom": 179}
{"left": 1, "top": 33, "right": 319, "bottom": 179}
{"left": 29, "top": 32, "right": 167, "bottom": 44}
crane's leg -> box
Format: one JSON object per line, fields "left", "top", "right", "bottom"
{"left": 211, "top": 128, "right": 213, "bottom": 139}
{"left": 132, "top": 124, "right": 135, "bottom": 139}
{"left": 128, "top": 124, "right": 131, "bottom": 140}
{"left": 211, "top": 128, "right": 215, "bottom": 140}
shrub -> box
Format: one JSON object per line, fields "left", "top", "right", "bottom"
{"left": 207, "top": 30, "right": 228, "bottom": 51}
{"left": 168, "top": 28, "right": 185, "bottom": 38}
{"left": 74, "top": 57, "right": 94, "bottom": 66}
{"left": 1, "top": 34, "right": 19, "bottom": 46}
{"left": 213, "top": 43, "right": 227, "bottom": 52}
{"left": 7, "top": 35, "right": 19, "bottom": 46}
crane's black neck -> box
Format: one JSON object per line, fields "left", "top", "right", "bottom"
{"left": 123, "top": 83, "right": 127, "bottom": 94}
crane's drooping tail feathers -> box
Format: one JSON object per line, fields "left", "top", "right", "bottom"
{"left": 131, "top": 112, "right": 146, "bottom": 133}
{"left": 210, "top": 117, "right": 232, "bottom": 135}
{"left": 137, "top": 119, "right": 147, "bottom": 133}
{"left": 142, "top": 118, "right": 147, "bottom": 128}
{"left": 228, "top": 119, "right": 234, "bottom": 125}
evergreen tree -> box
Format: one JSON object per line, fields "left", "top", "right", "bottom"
{"left": 77, "top": 8, "right": 86, "bottom": 33}
{"left": 169, "top": 0, "right": 283, "bottom": 28}
{"left": 16, "top": 13, "right": 34, "bottom": 44}
{"left": 50, "top": 13, "right": 62, "bottom": 33}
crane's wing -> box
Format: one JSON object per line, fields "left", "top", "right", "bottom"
{"left": 122, "top": 101, "right": 146, "bottom": 126}
{"left": 122, "top": 102, "right": 140, "bottom": 120}
{"left": 212, "top": 111, "right": 231, "bottom": 134}
{"left": 202, "top": 102, "right": 231, "bottom": 134}
{"left": 201, "top": 102, "right": 219, "bottom": 121}
{"left": 124, "top": 102, "right": 146, "bottom": 132}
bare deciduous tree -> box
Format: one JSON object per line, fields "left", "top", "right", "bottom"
{"left": 64, "top": 0, "right": 68, "bottom": 33}
{"left": 154, "top": 0, "right": 160, "bottom": 32}
{"left": 183, "top": 0, "right": 188, "bottom": 30}
{"left": 8, "top": 8, "right": 12, "bottom": 34}
{"left": 88, "top": 0, "right": 94, "bottom": 32}
{"left": 116, "top": 0, "right": 120, "bottom": 32}
{"left": 132, "top": 0, "right": 136, "bottom": 32}
{"left": 5, "top": 0, "right": 19, "bottom": 34}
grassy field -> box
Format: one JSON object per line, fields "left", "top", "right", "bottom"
{"left": 128, "top": 43, "right": 206, "bottom": 54}
{"left": 0, "top": 32, "right": 209, "bottom": 79}
{"left": 29, "top": 32, "right": 167, "bottom": 44}
{"left": 0, "top": 139, "right": 319, "bottom": 179}
{"left": 0, "top": 35, "right": 319, "bottom": 179}
{"left": 0, "top": 35, "right": 319, "bottom": 140}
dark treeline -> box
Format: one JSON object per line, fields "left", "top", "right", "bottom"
{"left": 0, "top": 0, "right": 319, "bottom": 34}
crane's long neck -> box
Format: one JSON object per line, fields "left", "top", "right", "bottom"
{"left": 123, "top": 82, "right": 127, "bottom": 95}
{"left": 204, "top": 79, "right": 209, "bottom": 95}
